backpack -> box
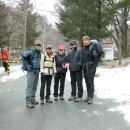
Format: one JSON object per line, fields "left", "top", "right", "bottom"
{"left": 21, "top": 50, "right": 34, "bottom": 71}
{"left": 90, "top": 40, "right": 104, "bottom": 62}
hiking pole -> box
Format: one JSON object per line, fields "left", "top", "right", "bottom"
{"left": 7, "top": 61, "right": 10, "bottom": 76}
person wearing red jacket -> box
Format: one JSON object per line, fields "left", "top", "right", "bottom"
{"left": 1, "top": 47, "right": 9, "bottom": 72}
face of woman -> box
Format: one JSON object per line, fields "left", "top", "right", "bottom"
{"left": 46, "top": 49, "right": 52, "bottom": 54}
{"left": 58, "top": 49, "right": 65, "bottom": 55}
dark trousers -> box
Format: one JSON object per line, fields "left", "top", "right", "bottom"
{"left": 70, "top": 71, "right": 83, "bottom": 98}
{"left": 40, "top": 74, "right": 52, "bottom": 100}
{"left": 83, "top": 68, "right": 96, "bottom": 98}
{"left": 53, "top": 72, "right": 66, "bottom": 97}
{"left": 3, "top": 62, "right": 8, "bottom": 71}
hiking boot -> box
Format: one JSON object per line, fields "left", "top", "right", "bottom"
{"left": 41, "top": 99, "right": 44, "bottom": 105}
{"left": 68, "top": 96, "right": 76, "bottom": 101}
{"left": 54, "top": 97, "right": 58, "bottom": 101}
{"left": 46, "top": 98, "right": 52, "bottom": 103}
{"left": 26, "top": 102, "right": 34, "bottom": 108}
{"left": 87, "top": 98, "right": 93, "bottom": 104}
{"left": 83, "top": 97, "right": 89, "bottom": 102}
{"left": 74, "top": 98, "right": 82, "bottom": 102}
{"left": 60, "top": 96, "right": 64, "bottom": 100}
{"left": 32, "top": 100, "right": 39, "bottom": 105}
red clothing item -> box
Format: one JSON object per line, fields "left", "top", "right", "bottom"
{"left": 1, "top": 51, "right": 9, "bottom": 62}
{"left": 47, "top": 52, "right": 52, "bottom": 58}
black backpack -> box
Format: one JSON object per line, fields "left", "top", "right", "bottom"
{"left": 90, "top": 40, "right": 104, "bottom": 62}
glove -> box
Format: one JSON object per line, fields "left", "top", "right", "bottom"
{"left": 62, "top": 63, "right": 66, "bottom": 69}
{"left": 52, "top": 73, "right": 56, "bottom": 76}
{"left": 77, "top": 65, "right": 82, "bottom": 70}
{"left": 41, "top": 73, "right": 44, "bottom": 76}
{"left": 65, "top": 63, "right": 69, "bottom": 68}
{"left": 62, "top": 63, "right": 69, "bottom": 69}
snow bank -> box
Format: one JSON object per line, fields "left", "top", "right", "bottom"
{"left": 95, "top": 66, "right": 130, "bottom": 124}
{"left": 0, "top": 65, "right": 26, "bottom": 82}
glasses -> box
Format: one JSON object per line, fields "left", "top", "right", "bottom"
{"left": 35, "top": 44, "right": 41, "bottom": 46}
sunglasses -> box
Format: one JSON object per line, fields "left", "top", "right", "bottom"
{"left": 35, "top": 44, "right": 41, "bottom": 46}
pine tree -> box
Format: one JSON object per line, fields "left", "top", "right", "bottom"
{"left": 57, "top": 0, "right": 112, "bottom": 42}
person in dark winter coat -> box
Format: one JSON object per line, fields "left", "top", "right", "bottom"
{"left": 68, "top": 40, "right": 83, "bottom": 102}
{"left": 22, "top": 41, "right": 42, "bottom": 108}
{"left": 53, "top": 45, "right": 68, "bottom": 101}
{"left": 82, "top": 35, "right": 99, "bottom": 104}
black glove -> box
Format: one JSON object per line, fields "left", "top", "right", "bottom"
{"left": 41, "top": 73, "right": 44, "bottom": 77}
{"left": 77, "top": 65, "right": 82, "bottom": 70}
{"left": 52, "top": 73, "right": 57, "bottom": 76}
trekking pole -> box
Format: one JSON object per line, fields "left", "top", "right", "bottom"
{"left": 7, "top": 61, "right": 10, "bottom": 76}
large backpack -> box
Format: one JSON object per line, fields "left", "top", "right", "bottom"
{"left": 90, "top": 39, "right": 104, "bottom": 62}
{"left": 21, "top": 50, "right": 34, "bottom": 71}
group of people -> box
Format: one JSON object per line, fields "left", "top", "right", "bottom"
{"left": 22, "top": 35, "right": 99, "bottom": 108}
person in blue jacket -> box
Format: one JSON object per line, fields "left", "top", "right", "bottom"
{"left": 22, "top": 41, "right": 42, "bottom": 108}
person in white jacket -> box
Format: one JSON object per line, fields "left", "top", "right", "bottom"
{"left": 40, "top": 45, "right": 57, "bottom": 104}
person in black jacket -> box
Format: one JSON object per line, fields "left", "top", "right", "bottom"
{"left": 68, "top": 40, "right": 83, "bottom": 102}
{"left": 82, "top": 35, "right": 99, "bottom": 104}
{"left": 53, "top": 45, "right": 68, "bottom": 101}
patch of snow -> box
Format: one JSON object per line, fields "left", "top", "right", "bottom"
{"left": 66, "top": 65, "right": 130, "bottom": 124}
{"left": 95, "top": 66, "right": 130, "bottom": 124}
{"left": 0, "top": 65, "right": 26, "bottom": 82}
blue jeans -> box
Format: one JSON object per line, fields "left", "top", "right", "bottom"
{"left": 26, "top": 71, "right": 39, "bottom": 103}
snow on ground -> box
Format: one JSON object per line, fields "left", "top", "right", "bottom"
{"left": 95, "top": 65, "right": 130, "bottom": 124}
{"left": 66, "top": 65, "right": 130, "bottom": 124}
{"left": 1, "top": 64, "right": 130, "bottom": 124}
{"left": 0, "top": 65, "right": 26, "bottom": 82}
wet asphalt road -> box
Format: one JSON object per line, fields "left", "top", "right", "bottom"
{"left": 0, "top": 75, "right": 130, "bottom": 130}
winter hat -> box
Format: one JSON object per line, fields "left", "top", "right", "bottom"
{"left": 58, "top": 45, "right": 65, "bottom": 50}
{"left": 69, "top": 40, "right": 78, "bottom": 45}
{"left": 83, "top": 35, "right": 90, "bottom": 40}
{"left": 46, "top": 45, "right": 52, "bottom": 50}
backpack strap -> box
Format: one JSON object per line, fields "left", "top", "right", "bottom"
{"left": 30, "top": 49, "right": 35, "bottom": 60}
{"left": 44, "top": 54, "right": 55, "bottom": 62}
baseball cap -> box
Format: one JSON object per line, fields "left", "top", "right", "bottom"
{"left": 69, "top": 40, "right": 78, "bottom": 45}
{"left": 34, "top": 41, "right": 42, "bottom": 46}
{"left": 46, "top": 45, "right": 52, "bottom": 50}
